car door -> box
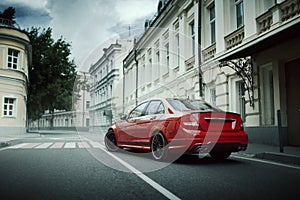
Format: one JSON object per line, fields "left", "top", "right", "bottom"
{"left": 131, "top": 100, "right": 165, "bottom": 144}
{"left": 118, "top": 101, "right": 149, "bottom": 144}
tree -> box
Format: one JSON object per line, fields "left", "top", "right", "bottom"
{"left": 27, "top": 27, "right": 77, "bottom": 128}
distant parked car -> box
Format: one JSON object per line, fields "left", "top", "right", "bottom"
{"left": 104, "top": 98, "right": 248, "bottom": 161}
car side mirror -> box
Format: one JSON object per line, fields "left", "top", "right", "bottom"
{"left": 120, "top": 114, "right": 128, "bottom": 120}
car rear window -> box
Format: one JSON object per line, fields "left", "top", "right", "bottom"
{"left": 167, "top": 99, "right": 221, "bottom": 111}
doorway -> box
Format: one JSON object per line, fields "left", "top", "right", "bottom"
{"left": 285, "top": 58, "right": 300, "bottom": 146}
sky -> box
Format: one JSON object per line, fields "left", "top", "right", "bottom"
{"left": 0, "top": 0, "right": 158, "bottom": 71}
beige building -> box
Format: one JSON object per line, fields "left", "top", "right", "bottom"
{"left": 0, "top": 19, "right": 31, "bottom": 135}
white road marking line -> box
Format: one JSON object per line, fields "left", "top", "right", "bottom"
{"left": 22, "top": 143, "right": 41, "bottom": 149}
{"left": 100, "top": 144, "right": 181, "bottom": 200}
{"left": 35, "top": 143, "right": 53, "bottom": 149}
{"left": 80, "top": 135, "right": 181, "bottom": 200}
{"left": 7, "top": 143, "right": 30, "bottom": 149}
{"left": 232, "top": 155, "right": 300, "bottom": 170}
{"left": 77, "top": 142, "right": 91, "bottom": 148}
{"left": 50, "top": 142, "right": 65, "bottom": 149}
{"left": 64, "top": 142, "right": 76, "bottom": 148}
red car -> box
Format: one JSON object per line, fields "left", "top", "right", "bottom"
{"left": 104, "top": 98, "right": 248, "bottom": 161}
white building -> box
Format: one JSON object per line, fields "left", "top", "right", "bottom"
{"left": 123, "top": 0, "right": 201, "bottom": 112}
{"left": 122, "top": 0, "right": 300, "bottom": 146}
{"left": 0, "top": 19, "right": 31, "bottom": 135}
{"left": 201, "top": 0, "right": 300, "bottom": 146}
{"left": 89, "top": 39, "right": 134, "bottom": 132}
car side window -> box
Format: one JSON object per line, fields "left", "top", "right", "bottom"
{"left": 128, "top": 102, "right": 148, "bottom": 119}
{"left": 156, "top": 103, "right": 165, "bottom": 114}
{"left": 145, "top": 101, "right": 165, "bottom": 115}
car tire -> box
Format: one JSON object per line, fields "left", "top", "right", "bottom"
{"left": 104, "top": 130, "right": 119, "bottom": 152}
{"left": 209, "top": 151, "right": 231, "bottom": 160}
{"left": 151, "top": 132, "right": 168, "bottom": 161}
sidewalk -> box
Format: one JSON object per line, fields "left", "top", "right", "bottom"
{"left": 0, "top": 132, "right": 40, "bottom": 148}
{"left": 235, "top": 143, "right": 300, "bottom": 166}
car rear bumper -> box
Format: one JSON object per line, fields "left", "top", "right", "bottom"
{"left": 166, "top": 129, "right": 248, "bottom": 154}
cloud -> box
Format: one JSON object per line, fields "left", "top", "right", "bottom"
{"left": 1, "top": 0, "right": 158, "bottom": 71}
{"left": 0, "top": 1, "right": 51, "bottom": 29}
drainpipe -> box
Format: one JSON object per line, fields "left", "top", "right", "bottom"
{"left": 198, "top": 0, "right": 203, "bottom": 98}
{"left": 122, "top": 60, "right": 125, "bottom": 114}
{"left": 135, "top": 48, "right": 138, "bottom": 106}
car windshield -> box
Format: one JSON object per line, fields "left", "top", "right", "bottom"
{"left": 167, "top": 99, "right": 221, "bottom": 111}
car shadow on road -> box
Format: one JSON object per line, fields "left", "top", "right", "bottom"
{"left": 112, "top": 148, "right": 243, "bottom": 166}
{"left": 174, "top": 154, "right": 242, "bottom": 165}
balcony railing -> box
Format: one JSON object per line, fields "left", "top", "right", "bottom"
{"left": 224, "top": 26, "right": 245, "bottom": 50}
{"left": 280, "top": 0, "right": 300, "bottom": 22}
{"left": 257, "top": 11, "right": 273, "bottom": 33}
{"left": 202, "top": 43, "right": 216, "bottom": 61}
{"left": 256, "top": 0, "right": 300, "bottom": 34}
{"left": 0, "top": 18, "right": 20, "bottom": 29}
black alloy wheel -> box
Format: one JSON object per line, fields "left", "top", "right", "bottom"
{"left": 104, "top": 130, "right": 119, "bottom": 152}
{"left": 151, "top": 132, "right": 168, "bottom": 161}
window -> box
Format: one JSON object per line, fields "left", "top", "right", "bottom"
{"left": 190, "top": 21, "right": 195, "bottom": 56}
{"left": 145, "top": 101, "right": 165, "bottom": 115}
{"left": 209, "top": 4, "right": 216, "bottom": 44}
{"left": 147, "top": 48, "right": 152, "bottom": 83}
{"left": 3, "top": 97, "right": 16, "bottom": 117}
{"left": 237, "top": 81, "right": 246, "bottom": 121}
{"left": 235, "top": 0, "right": 244, "bottom": 28}
{"left": 86, "top": 101, "right": 90, "bottom": 109}
{"left": 260, "top": 65, "right": 275, "bottom": 125}
{"left": 128, "top": 102, "right": 148, "bottom": 119}
{"left": 165, "top": 43, "right": 170, "bottom": 69}
{"left": 7, "top": 48, "right": 19, "bottom": 69}
{"left": 167, "top": 99, "right": 220, "bottom": 111}
{"left": 210, "top": 88, "right": 216, "bottom": 106}
{"left": 174, "top": 21, "right": 180, "bottom": 67}
{"left": 175, "top": 33, "right": 180, "bottom": 66}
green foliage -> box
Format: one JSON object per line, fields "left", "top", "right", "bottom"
{"left": 27, "top": 27, "right": 77, "bottom": 122}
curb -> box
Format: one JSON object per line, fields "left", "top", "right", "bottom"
{"left": 254, "top": 152, "right": 300, "bottom": 166}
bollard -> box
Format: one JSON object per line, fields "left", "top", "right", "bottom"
{"left": 277, "top": 110, "right": 284, "bottom": 153}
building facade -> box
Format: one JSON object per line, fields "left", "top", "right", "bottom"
{"left": 121, "top": 0, "right": 300, "bottom": 146}
{"left": 89, "top": 39, "right": 134, "bottom": 132}
{"left": 123, "top": 0, "right": 201, "bottom": 112}
{"left": 29, "top": 72, "right": 91, "bottom": 131}
{"left": 0, "top": 19, "right": 31, "bottom": 135}
{"left": 201, "top": 0, "right": 300, "bottom": 146}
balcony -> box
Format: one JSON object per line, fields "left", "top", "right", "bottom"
{"left": 256, "top": 0, "right": 300, "bottom": 34}
{"left": 202, "top": 43, "right": 216, "bottom": 61}
{"left": 185, "top": 55, "right": 195, "bottom": 71}
{"left": 224, "top": 26, "right": 245, "bottom": 50}
{"left": 280, "top": 0, "right": 300, "bottom": 22}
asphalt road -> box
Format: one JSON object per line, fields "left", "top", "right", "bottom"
{"left": 0, "top": 132, "right": 299, "bottom": 200}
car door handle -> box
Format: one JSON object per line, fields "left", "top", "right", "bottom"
{"left": 150, "top": 116, "right": 156, "bottom": 120}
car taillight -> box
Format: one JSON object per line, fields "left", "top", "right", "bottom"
{"left": 182, "top": 114, "right": 201, "bottom": 130}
